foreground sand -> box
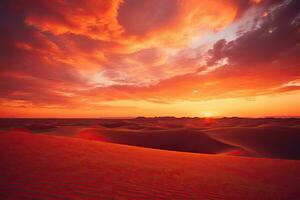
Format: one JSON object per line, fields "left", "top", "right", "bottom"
{"left": 1, "top": 132, "right": 299, "bottom": 199}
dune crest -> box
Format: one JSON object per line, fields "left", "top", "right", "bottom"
{"left": 76, "top": 128, "right": 238, "bottom": 154}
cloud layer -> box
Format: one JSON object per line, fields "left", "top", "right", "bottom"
{"left": 0, "top": 0, "right": 299, "bottom": 117}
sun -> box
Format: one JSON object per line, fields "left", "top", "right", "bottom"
{"left": 202, "top": 112, "right": 213, "bottom": 118}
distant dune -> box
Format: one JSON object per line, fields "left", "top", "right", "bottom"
{"left": 205, "top": 126, "right": 300, "bottom": 159}
{"left": 0, "top": 118, "right": 300, "bottom": 160}
{"left": 1, "top": 132, "right": 299, "bottom": 199}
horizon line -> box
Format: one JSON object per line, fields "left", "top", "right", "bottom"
{"left": 1, "top": 116, "right": 300, "bottom": 119}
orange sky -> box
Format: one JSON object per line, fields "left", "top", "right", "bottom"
{"left": 0, "top": 0, "right": 300, "bottom": 118}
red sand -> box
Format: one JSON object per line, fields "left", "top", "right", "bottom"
{"left": 1, "top": 132, "right": 299, "bottom": 199}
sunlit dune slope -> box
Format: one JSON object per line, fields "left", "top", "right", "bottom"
{"left": 1, "top": 132, "right": 300, "bottom": 200}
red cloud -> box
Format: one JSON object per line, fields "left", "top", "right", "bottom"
{"left": 24, "top": 0, "right": 123, "bottom": 40}
{"left": 0, "top": 0, "right": 299, "bottom": 116}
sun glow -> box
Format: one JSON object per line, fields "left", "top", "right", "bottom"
{"left": 202, "top": 112, "right": 214, "bottom": 118}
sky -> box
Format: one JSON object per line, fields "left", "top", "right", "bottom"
{"left": 0, "top": 0, "right": 300, "bottom": 118}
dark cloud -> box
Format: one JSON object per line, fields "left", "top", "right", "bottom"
{"left": 210, "top": 0, "right": 300, "bottom": 66}
{"left": 0, "top": 2, "right": 86, "bottom": 107}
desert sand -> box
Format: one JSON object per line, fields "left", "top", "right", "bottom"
{"left": 0, "top": 118, "right": 300, "bottom": 199}
{"left": 0, "top": 131, "right": 299, "bottom": 199}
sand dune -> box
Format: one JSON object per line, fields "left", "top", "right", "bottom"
{"left": 1, "top": 118, "right": 299, "bottom": 160}
{"left": 77, "top": 128, "right": 237, "bottom": 154}
{"left": 205, "top": 126, "right": 300, "bottom": 159}
{"left": 1, "top": 132, "right": 299, "bottom": 200}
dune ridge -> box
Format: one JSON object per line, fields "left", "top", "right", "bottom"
{"left": 1, "top": 118, "right": 300, "bottom": 160}
{"left": 205, "top": 126, "right": 300, "bottom": 159}
{"left": 77, "top": 128, "right": 238, "bottom": 154}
